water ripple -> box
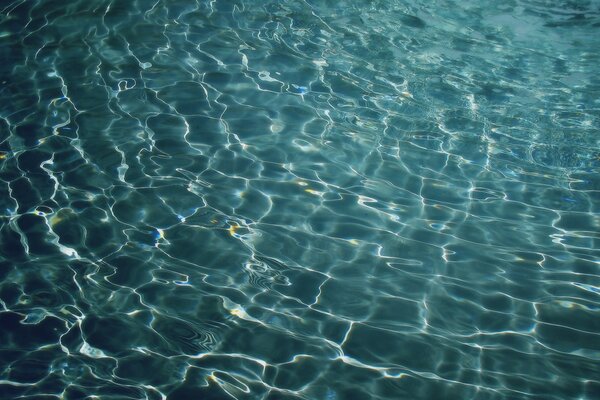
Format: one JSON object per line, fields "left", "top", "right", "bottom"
{"left": 0, "top": 0, "right": 599, "bottom": 399}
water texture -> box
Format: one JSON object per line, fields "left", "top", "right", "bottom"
{"left": 1, "top": 0, "right": 599, "bottom": 399}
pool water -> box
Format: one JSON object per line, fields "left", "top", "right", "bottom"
{"left": 1, "top": 1, "right": 599, "bottom": 399}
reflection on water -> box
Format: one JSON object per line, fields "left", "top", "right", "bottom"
{"left": 0, "top": 0, "right": 599, "bottom": 399}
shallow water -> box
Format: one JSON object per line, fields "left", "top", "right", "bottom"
{"left": 1, "top": 0, "right": 599, "bottom": 399}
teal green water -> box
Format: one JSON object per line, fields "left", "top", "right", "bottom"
{"left": 1, "top": 1, "right": 599, "bottom": 399}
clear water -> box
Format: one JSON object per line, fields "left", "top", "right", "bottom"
{"left": 1, "top": 0, "right": 599, "bottom": 399}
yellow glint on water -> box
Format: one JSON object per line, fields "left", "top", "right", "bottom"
{"left": 229, "top": 307, "right": 247, "bottom": 318}
{"left": 49, "top": 209, "right": 75, "bottom": 227}
{"left": 49, "top": 215, "right": 63, "bottom": 226}
{"left": 228, "top": 223, "right": 240, "bottom": 236}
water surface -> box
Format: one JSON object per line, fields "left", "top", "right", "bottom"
{"left": 1, "top": 1, "right": 599, "bottom": 399}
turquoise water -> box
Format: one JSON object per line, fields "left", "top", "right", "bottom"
{"left": 1, "top": 0, "right": 599, "bottom": 398}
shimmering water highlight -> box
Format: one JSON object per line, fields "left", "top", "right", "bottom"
{"left": 1, "top": 1, "right": 599, "bottom": 399}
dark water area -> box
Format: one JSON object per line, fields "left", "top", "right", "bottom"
{"left": 1, "top": 0, "right": 599, "bottom": 399}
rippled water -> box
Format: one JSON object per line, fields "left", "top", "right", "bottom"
{"left": 1, "top": 0, "right": 599, "bottom": 399}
